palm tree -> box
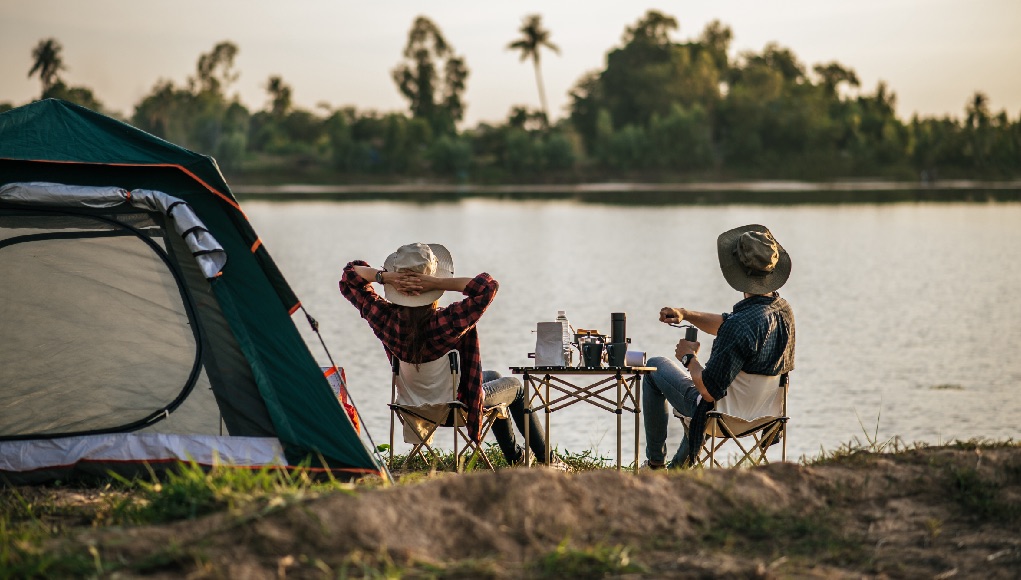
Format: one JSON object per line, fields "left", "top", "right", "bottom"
{"left": 28, "top": 38, "right": 66, "bottom": 94}
{"left": 507, "top": 14, "right": 559, "bottom": 127}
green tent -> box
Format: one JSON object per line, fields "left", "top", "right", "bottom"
{"left": 0, "top": 99, "right": 382, "bottom": 482}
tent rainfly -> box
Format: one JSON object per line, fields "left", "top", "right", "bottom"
{"left": 0, "top": 99, "right": 382, "bottom": 483}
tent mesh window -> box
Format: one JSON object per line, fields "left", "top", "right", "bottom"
{"left": 0, "top": 208, "right": 228, "bottom": 438}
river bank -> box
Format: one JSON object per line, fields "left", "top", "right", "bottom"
{"left": 230, "top": 179, "right": 1021, "bottom": 204}
{"left": 5, "top": 441, "right": 1019, "bottom": 578}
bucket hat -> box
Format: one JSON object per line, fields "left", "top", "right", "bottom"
{"left": 717, "top": 225, "right": 791, "bottom": 294}
{"left": 382, "top": 243, "right": 454, "bottom": 307}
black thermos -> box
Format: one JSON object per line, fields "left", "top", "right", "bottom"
{"left": 611, "top": 312, "right": 626, "bottom": 344}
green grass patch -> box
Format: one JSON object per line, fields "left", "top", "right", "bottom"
{"left": 0, "top": 487, "right": 99, "bottom": 579}
{"left": 109, "top": 459, "right": 356, "bottom": 525}
{"left": 532, "top": 541, "right": 644, "bottom": 578}
{"left": 945, "top": 463, "right": 1021, "bottom": 524}
{"left": 383, "top": 442, "right": 610, "bottom": 478}
{"left": 701, "top": 506, "right": 868, "bottom": 566}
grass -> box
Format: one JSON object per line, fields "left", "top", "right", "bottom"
{"left": 1, "top": 460, "right": 360, "bottom": 578}
{"left": 700, "top": 505, "right": 869, "bottom": 566}
{"left": 382, "top": 442, "right": 611, "bottom": 478}
{"left": 532, "top": 541, "right": 644, "bottom": 578}
{"left": 108, "top": 459, "right": 357, "bottom": 525}
{"left": 4, "top": 437, "right": 1019, "bottom": 578}
{"left": 0, "top": 486, "right": 98, "bottom": 579}
{"left": 942, "top": 455, "right": 1021, "bottom": 525}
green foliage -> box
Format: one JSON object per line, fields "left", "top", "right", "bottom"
{"left": 392, "top": 16, "right": 468, "bottom": 136}
{"left": 701, "top": 506, "right": 867, "bottom": 565}
{"left": 17, "top": 19, "right": 1021, "bottom": 182}
{"left": 944, "top": 462, "right": 1021, "bottom": 524}
{"left": 40, "top": 81, "right": 104, "bottom": 114}
{"left": 28, "top": 38, "right": 65, "bottom": 94}
{"left": 109, "top": 460, "right": 354, "bottom": 525}
{"left": 428, "top": 134, "right": 472, "bottom": 178}
{"left": 533, "top": 541, "right": 643, "bottom": 578}
{"left": 0, "top": 488, "right": 98, "bottom": 578}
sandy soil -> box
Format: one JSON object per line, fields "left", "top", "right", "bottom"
{"left": 31, "top": 445, "right": 1021, "bottom": 578}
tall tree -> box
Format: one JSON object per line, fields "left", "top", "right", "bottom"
{"left": 507, "top": 14, "right": 560, "bottom": 127}
{"left": 265, "top": 75, "right": 292, "bottom": 117}
{"left": 191, "top": 41, "right": 239, "bottom": 95}
{"left": 392, "top": 16, "right": 469, "bottom": 135}
{"left": 28, "top": 38, "right": 66, "bottom": 95}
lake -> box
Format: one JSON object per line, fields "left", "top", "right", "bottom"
{"left": 244, "top": 198, "right": 1021, "bottom": 464}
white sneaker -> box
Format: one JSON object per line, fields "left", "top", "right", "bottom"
{"left": 640, "top": 460, "right": 666, "bottom": 471}
{"left": 540, "top": 456, "right": 569, "bottom": 472}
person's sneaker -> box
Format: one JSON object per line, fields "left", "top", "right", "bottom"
{"left": 510, "top": 452, "right": 535, "bottom": 467}
{"left": 539, "top": 456, "right": 570, "bottom": 472}
{"left": 640, "top": 460, "right": 666, "bottom": 471}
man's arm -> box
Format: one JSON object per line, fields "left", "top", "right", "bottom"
{"left": 673, "top": 339, "right": 714, "bottom": 402}
{"left": 660, "top": 307, "right": 724, "bottom": 336}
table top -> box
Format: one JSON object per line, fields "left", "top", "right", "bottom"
{"left": 510, "top": 366, "right": 657, "bottom": 374}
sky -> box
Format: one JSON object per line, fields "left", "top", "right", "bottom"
{"left": 2, "top": 1, "right": 1019, "bottom": 127}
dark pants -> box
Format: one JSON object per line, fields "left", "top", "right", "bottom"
{"left": 483, "top": 370, "right": 549, "bottom": 463}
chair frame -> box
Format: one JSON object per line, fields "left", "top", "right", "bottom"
{"left": 686, "top": 373, "right": 789, "bottom": 469}
{"left": 387, "top": 352, "right": 503, "bottom": 472}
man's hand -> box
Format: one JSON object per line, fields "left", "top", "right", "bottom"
{"left": 674, "top": 338, "right": 700, "bottom": 360}
{"left": 659, "top": 307, "right": 686, "bottom": 325}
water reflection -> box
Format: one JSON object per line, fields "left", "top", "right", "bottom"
{"left": 245, "top": 199, "right": 1021, "bottom": 463}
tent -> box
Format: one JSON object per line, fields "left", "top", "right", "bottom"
{"left": 0, "top": 99, "right": 383, "bottom": 483}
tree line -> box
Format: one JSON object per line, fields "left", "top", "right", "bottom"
{"left": 8, "top": 11, "right": 1020, "bottom": 182}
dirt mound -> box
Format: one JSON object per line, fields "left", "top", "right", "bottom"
{"left": 79, "top": 445, "right": 1021, "bottom": 578}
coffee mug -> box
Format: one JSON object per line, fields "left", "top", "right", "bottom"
{"left": 605, "top": 343, "right": 627, "bottom": 367}
{"left": 581, "top": 342, "right": 604, "bottom": 367}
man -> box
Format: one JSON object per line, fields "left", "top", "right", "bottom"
{"left": 643, "top": 224, "right": 796, "bottom": 469}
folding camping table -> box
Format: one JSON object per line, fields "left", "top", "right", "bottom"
{"left": 509, "top": 365, "right": 656, "bottom": 473}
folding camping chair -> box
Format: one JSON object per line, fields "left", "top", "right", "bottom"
{"left": 678, "top": 373, "right": 789, "bottom": 468}
{"left": 388, "top": 351, "right": 507, "bottom": 472}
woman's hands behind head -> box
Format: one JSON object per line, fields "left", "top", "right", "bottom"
{"left": 391, "top": 272, "right": 432, "bottom": 296}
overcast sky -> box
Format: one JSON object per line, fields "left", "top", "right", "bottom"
{"left": 2, "top": 1, "right": 1019, "bottom": 126}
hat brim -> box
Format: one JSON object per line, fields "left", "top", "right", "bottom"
{"left": 717, "top": 224, "right": 792, "bottom": 294}
{"left": 382, "top": 243, "right": 454, "bottom": 307}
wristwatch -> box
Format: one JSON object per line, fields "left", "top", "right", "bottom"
{"left": 375, "top": 270, "right": 385, "bottom": 284}
{"left": 680, "top": 353, "right": 694, "bottom": 368}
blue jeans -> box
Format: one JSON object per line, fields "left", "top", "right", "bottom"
{"left": 483, "top": 371, "right": 549, "bottom": 463}
{"left": 642, "top": 356, "right": 700, "bottom": 467}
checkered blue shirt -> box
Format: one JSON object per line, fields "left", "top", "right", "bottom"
{"left": 701, "top": 293, "right": 796, "bottom": 400}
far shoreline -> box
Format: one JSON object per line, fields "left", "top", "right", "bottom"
{"left": 231, "top": 179, "right": 1021, "bottom": 204}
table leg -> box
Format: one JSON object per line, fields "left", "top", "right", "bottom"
{"left": 634, "top": 375, "right": 641, "bottom": 474}
{"left": 523, "top": 373, "right": 532, "bottom": 467}
{"left": 545, "top": 378, "right": 552, "bottom": 464}
{"left": 616, "top": 375, "right": 622, "bottom": 471}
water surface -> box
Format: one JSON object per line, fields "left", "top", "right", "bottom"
{"left": 246, "top": 199, "right": 1021, "bottom": 463}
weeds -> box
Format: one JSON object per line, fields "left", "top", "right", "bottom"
{"left": 533, "top": 540, "right": 643, "bottom": 578}
{"left": 385, "top": 442, "right": 608, "bottom": 478}
{"left": 804, "top": 409, "right": 910, "bottom": 465}
{"left": 700, "top": 506, "right": 868, "bottom": 566}
{"left": 0, "top": 487, "right": 97, "bottom": 579}
{"left": 109, "top": 459, "right": 355, "bottom": 525}
{"left": 945, "top": 463, "right": 1021, "bottom": 524}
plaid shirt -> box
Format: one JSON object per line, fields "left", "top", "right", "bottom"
{"left": 701, "top": 293, "right": 796, "bottom": 400}
{"left": 339, "top": 261, "right": 498, "bottom": 441}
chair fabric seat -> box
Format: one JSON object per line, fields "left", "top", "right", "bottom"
{"left": 393, "top": 354, "right": 462, "bottom": 444}
{"left": 675, "top": 371, "right": 789, "bottom": 467}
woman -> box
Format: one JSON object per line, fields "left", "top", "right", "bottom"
{"left": 339, "top": 242, "right": 555, "bottom": 467}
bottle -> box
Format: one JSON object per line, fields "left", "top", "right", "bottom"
{"left": 556, "top": 310, "right": 573, "bottom": 366}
